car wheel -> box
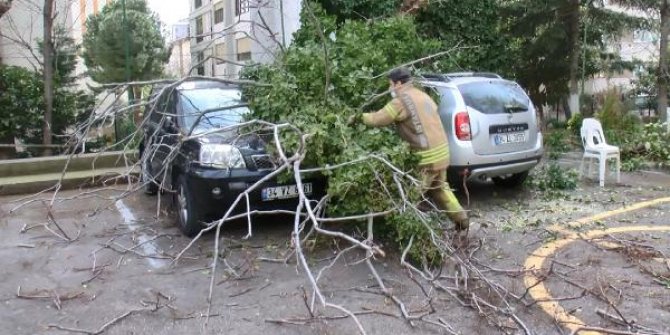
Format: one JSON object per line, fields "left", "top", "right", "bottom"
{"left": 141, "top": 151, "right": 159, "bottom": 195}
{"left": 174, "top": 174, "right": 203, "bottom": 237}
{"left": 492, "top": 171, "right": 529, "bottom": 188}
{"left": 447, "top": 171, "right": 466, "bottom": 191}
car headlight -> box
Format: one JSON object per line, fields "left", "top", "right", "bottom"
{"left": 199, "top": 144, "right": 246, "bottom": 169}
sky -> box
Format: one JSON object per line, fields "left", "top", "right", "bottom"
{"left": 148, "top": 0, "right": 190, "bottom": 26}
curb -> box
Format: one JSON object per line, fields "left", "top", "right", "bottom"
{"left": 0, "top": 151, "right": 139, "bottom": 196}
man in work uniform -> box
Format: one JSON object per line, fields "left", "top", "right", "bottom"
{"left": 349, "top": 67, "right": 469, "bottom": 230}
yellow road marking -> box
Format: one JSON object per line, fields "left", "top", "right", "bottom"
{"left": 523, "top": 197, "right": 670, "bottom": 335}
{"left": 547, "top": 197, "right": 670, "bottom": 235}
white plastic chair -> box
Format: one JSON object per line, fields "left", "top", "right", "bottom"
{"left": 579, "top": 118, "right": 621, "bottom": 187}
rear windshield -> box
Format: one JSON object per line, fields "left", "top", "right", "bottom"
{"left": 458, "top": 81, "right": 530, "bottom": 114}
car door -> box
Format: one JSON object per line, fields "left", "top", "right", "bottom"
{"left": 143, "top": 89, "right": 178, "bottom": 186}
{"left": 143, "top": 88, "right": 166, "bottom": 179}
{"left": 153, "top": 92, "right": 181, "bottom": 183}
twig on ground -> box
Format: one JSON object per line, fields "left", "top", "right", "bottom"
{"left": 47, "top": 307, "right": 153, "bottom": 335}
{"left": 229, "top": 287, "right": 254, "bottom": 298}
{"left": 569, "top": 326, "right": 663, "bottom": 335}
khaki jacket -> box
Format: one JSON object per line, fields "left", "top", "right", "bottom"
{"left": 363, "top": 83, "right": 449, "bottom": 171}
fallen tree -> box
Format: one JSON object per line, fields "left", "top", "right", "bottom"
{"left": 242, "top": 3, "right": 457, "bottom": 263}
{"left": 9, "top": 3, "right": 536, "bottom": 333}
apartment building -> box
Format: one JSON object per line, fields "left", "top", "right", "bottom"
{"left": 0, "top": 0, "right": 76, "bottom": 68}
{"left": 189, "top": 0, "right": 301, "bottom": 78}
{"left": 69, "top": 0, "right": 112, "bottom": 46}
{"left": 0, "top": 0, "right": 114, "bottom": 84}
{"left": 167, "top": 20, "right": 192, "bottom": 78}
{"left": 585, "top": 0, "right": 660, "bottom": 93}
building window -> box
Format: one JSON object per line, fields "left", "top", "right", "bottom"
{"left": 633, "top": 29, "right": 658, "bottom": 43}
{"left": 235, "top": 0, "right": 250, "bottom": 16}
{"left": 194, "top": 0, "right": 202, "bottom": 9}
{"left": 195, "top": 52, "right": 205, "bottom": 76}
{"left": 215, "top": 43, "right": 227, "bottom": 64}
{"left": 195, "top": 16, "right": 204, "bottom": 43}
{"left": 237, "top": 52, "right": 252, "bottom": 61}
{"left": 214, "top": 6, "right": 224, "bottom": 24}
{"left": 236, "top": 37, "right": 252, "bottom": 61}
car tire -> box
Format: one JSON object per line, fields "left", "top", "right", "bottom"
{"left": 174, "top": 174, "right": 203, "bottom": 237}
{"left": 447, "top": 171, "right": 465, "bottom": 191}
{"left": 492, "top": 171, "right": 529, "bottom": 188}
{"left": 141, "top": 151, "right": 159, "bottom": 195}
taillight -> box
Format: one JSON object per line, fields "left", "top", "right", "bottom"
{"left": 454, "top": 112, "right": 472, "bottom": 141}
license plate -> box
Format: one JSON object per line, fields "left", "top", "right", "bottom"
{"left": 494, "top": 132, "right": 526, "bottom": 145}
{"left": 261, "top": 183, "right": 312, "bottom": 201}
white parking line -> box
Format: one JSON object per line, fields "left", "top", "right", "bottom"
{"left": 114, "top": 199, "right": 167, "bottom": 269}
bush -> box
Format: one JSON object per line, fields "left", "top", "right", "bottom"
{"left": 591, "top": 91, "right": 670, "bottom": 170}
{"left": 621, "top": 156, "right": 645, "bottom": 172}
{"left": 632, "top": 123, "right": 670, "bottom": 164}
{"left": 0, "top": 65, "right": 95, "bottom": 147}
{"left": 567, "top": 112, "right": 584, "bottom": 138}
{"left": 565, "top": 90, "right": 668, "bottom": 172}
{"left": 114, "top": 115, "right": 140, "bottom": 149}
{"left": 0, "top": 66, "right": 44, "bottom": 142}
{"left": 545, "top": 129, "right": 573, "bottom": 160}
{"left": 546, "top": 119, "right": 568, "bottom": 130}
{"left": 596, "top": 90, "right": 642, "bottom": 147}
{"left": 526, "top": 163, "right": 579, "bottom": 191}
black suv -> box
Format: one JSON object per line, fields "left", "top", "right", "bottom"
{"left": 140, "top": 79, "right": 325, "bottom": 237}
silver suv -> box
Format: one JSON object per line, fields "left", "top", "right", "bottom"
{"left": 419, "top": 72, "right": 543, "bottom": 188}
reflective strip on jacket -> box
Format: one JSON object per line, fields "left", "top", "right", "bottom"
{"left": 362, "top": 83, "right": 449, "bottom": 171}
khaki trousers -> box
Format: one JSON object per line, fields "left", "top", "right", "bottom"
{"left": 420, "top": 169, "right": 468, "bottom": 227}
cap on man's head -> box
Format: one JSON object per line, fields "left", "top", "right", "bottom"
{"left": 388, "top": 67, "right": 412, "bottom": 84}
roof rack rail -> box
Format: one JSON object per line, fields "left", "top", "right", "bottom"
{"left": 417, "top": 72, "right": 503, "bottom": 82}
{"left": 417, "top": 73, "right": 451, "bottom": 82}
{"left": 444, "top": 72, "right": 502, "bottom": 79}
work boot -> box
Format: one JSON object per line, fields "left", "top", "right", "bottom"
{"left": 455, "top": 217, "right": 469, "bottom": 231}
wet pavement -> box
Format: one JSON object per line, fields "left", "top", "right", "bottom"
{"left": 1, "top": 159, "right": 670, "bottom": 335}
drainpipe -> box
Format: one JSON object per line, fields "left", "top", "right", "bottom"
{"left": 224, "top": 0, "right": 235, "bottom": 78}
{"left": 210, "top": 2, "right": 215, "bottom": 76}
{"left": 279, "top": 0, "right": 286, "bottom": 48}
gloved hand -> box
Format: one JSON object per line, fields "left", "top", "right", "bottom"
{"left": 347, "top": 114, "right": 361, "bottom": 126}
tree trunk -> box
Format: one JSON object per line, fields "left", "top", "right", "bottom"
{"left": 567, "top": 0, "right": 581, "bottom": 118}
{"left": 42, "top": 0, "right": 55, "bottom": 156}
{"left": 132, "top": 85, "right": 143, "bottom": 125}
{"left": 658, "top": 0, "right": 670, "bottom": 126}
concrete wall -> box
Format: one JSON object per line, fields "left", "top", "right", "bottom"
{"left": 167, "top": 37, "right": 192, "bottom": 78}
{"left": 251, "top": 0, "right": 301, "bottom": 64}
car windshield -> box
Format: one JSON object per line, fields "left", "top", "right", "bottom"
{"left": 458, "top": 81, "right": 530, "bottom": 114}
{"left": 179, "top": 88, "right": 249, "bottom": 133}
